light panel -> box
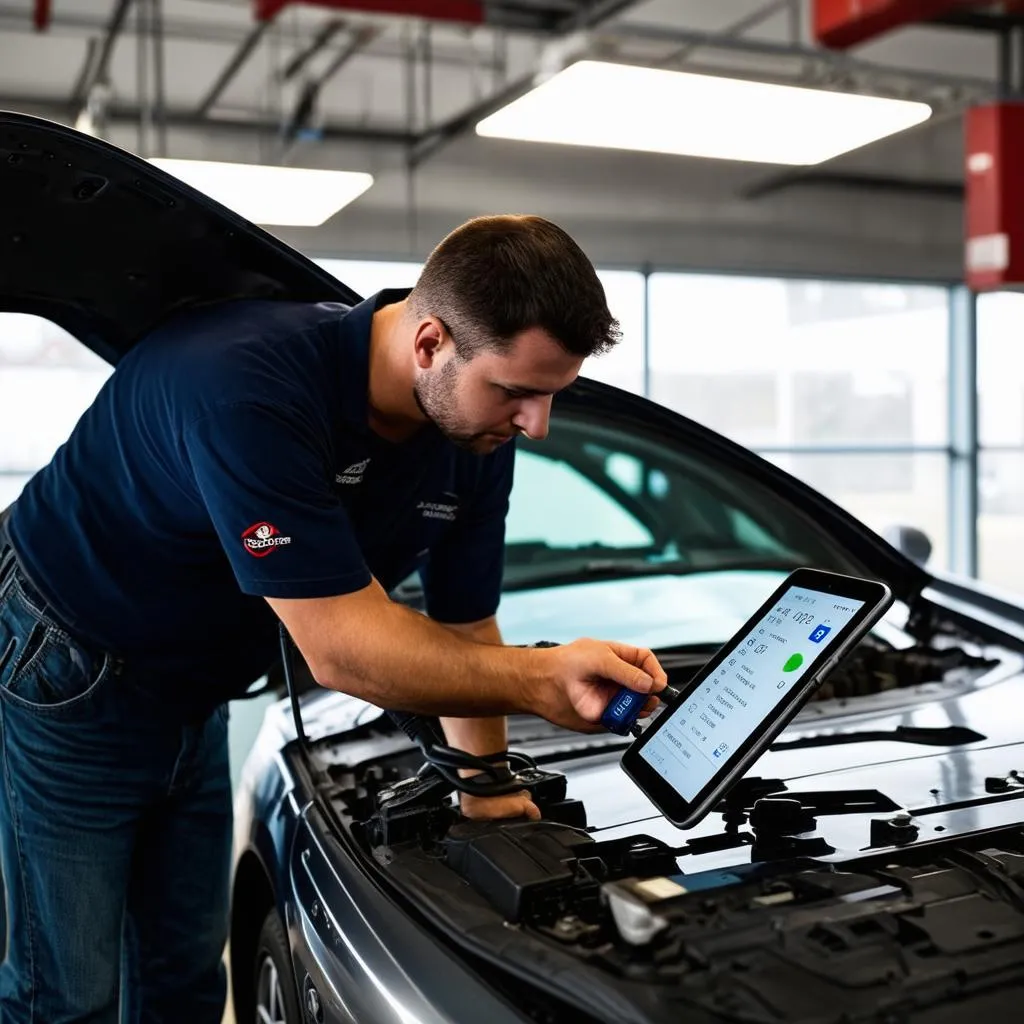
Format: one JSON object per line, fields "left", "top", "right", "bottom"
{"left": 147, "top": 158, "right": 374, "bottom": 226}
{"left": 476, "top": 61, "right": 932, "bottom": 166}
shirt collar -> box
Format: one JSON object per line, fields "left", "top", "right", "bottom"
{"left": 338, "top": 287, "right": 413, "bottom": 436}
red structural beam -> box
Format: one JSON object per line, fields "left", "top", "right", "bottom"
{"left": 813, "top": 0, "right": 973, "bottom": 48}
{"left": 34, "top": 0, "right": 50, "bottom": 31}
{"left": 255, "top": 0, "right": 484, "bottom": 22}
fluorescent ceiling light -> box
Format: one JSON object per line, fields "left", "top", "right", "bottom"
{"left": 147, "top": 158, "right": 373, "bottom": 226}
{"left": 476, "top": 61, "right": 932, "bottom": 166}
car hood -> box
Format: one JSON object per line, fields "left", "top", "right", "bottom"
{"left": 555, "top": 381, "right": 932, "bottom": 606}
{"left": 507, "top": 651, "right": 1024, "bottom": 849}
{"left": 498, "top": 569, "right": 790, "bottom": 648}
{"left": 0, "top": 110, "right": 359, "bottom": 363}
{"left": 0, "top": 110, "right": 930, "bottom": 605}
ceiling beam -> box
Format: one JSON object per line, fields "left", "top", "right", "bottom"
{"left": 0, "top": 6, "right": 505, "bottom": 68}
{"left": 408, "top": 0, "right": 645, "bottom": 168}
{"left": 556, "top": 0, "right": 642, "bottom": 31}
{"left": 194, "top": 20, "right": 272, "bottom": 119}
{"left": 609, "top": 21, "right": 997, "bottom": 93}
{"left": 283, "top": 24, "right": 383, "bottom": 138}
{"left": 657, "top": 0, "right": 799, "bottom": 68}
{"left": 408, "top": 71, "right": 534, "bottom": 168}
{"left": 0, "top": 95, "right": 416, "bottom": 145}
{"left": 70, "top": 0, "right": 136, "bottom": 108}
{"left": 931, "top": 8, "right": 1024, "bottom": 31}
{"left": 281, "top": 17, "right": 346, "bottom": 81}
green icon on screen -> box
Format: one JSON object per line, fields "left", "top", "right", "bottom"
{"left": 783, "top": 653, "right": 804, "bottom": 673}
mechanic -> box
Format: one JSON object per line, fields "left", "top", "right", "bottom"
{"left": 0, "top": 214, "right": 666, "bottom": 1023}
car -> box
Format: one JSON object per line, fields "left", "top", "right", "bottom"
{"left": 233, "top": 382, "right": 1024, "bottom": 1024}
{"left": 5, "top": 111, "right": 1024, "bottom": 1024}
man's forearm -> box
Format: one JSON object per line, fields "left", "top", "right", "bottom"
{"left": 300, "top": 585, "right": 546, "bottom": 717}
{"left": 438, "top": 616, "right": 508, "bottom": 763}
{"left": 268, "top": 582, "right": 662, "bottom": 733}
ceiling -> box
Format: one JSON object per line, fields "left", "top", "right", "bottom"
{"left": 0, "top": 1, "right": 1020, "bottom": 278}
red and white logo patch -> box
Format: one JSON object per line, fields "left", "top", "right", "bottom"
{"left": 241, "top": 521, "right": 292, "bottom": 558}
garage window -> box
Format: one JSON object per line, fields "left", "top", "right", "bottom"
{"left": 647, "top": 273, "right": 950, "bottom": 569}
{"left": 977, "top": 291, "right": 1024, "bottom": 596}
{"left": 0, "top": 313, "right": 112, "bottom": 509}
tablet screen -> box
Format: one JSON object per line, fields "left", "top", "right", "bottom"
{"left": 639, "top": 584, "right": 865, "bottom": 801}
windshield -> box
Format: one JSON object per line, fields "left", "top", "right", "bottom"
{"left": 504, "top": 412, "right": 847, "bottom": 588}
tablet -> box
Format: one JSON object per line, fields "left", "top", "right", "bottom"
{"left": 621, "top": 568, "right": 893, "bottom": 829}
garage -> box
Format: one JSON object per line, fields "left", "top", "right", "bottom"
{"left": 2, "top": 2, "right": 1024, "bottom": 1022}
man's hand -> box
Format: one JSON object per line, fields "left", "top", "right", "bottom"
{"left": 532, "top": 639, "right": 667, "bottom": 733}
{"left": 459, "top": 790, "right": 541, "bottom": 821}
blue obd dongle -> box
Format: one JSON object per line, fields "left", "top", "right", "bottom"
{"left": 601, "top": 683, "right": 681, "bottom": 736}
{"left": 600, "top": 687, "right": 646, "bottom": 735}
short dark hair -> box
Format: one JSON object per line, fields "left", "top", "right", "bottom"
{"left": 408, "top": 215, "right": 620, "bottom": 359}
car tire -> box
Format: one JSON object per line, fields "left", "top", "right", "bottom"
{"left": 254, "top": 908, "right": 302, "bottom": 1024}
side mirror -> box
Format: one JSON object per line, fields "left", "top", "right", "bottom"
{"left": 883, "top": 525, "right": 932, "bottom": 567}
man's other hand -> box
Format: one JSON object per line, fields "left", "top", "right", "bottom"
{"left": 459, "top": 790, "right": 542, "bottom": 821}
{"left": 534, "top": 638, "right": 667, "bottom": 733}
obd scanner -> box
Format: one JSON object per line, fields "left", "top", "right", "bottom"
{"left": 601, "top": 683, "right": 682, "bottom": 736}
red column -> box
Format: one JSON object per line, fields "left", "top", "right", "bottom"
{"left": 964, "top": 103, "right": 1024, "bottom": 290}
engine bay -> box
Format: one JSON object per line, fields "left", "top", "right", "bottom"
{"left": 658, "top": 631, "right": 1000, "bottom": 706}
{"left": 309, "top": 631, "right": 1024, "bottom": 1023}
{"left": 376, "top": 817, "right": 1024, "bottom": 1024}
{"left": 320, "top": 752, "right": 1024, "bottom": 1024}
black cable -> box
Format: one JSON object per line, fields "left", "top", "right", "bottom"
{"left": 416, "top": 743, "right": 539, "bottom": 797}
{"left": 278, "top": 623, "right": 310, "bottom": 753}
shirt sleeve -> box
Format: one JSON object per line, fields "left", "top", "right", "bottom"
{"left": 184, "top": 401, "right": 372, "bottom": 599}
{"left": 420, "top": 441, "right": 515, "bottom": 624}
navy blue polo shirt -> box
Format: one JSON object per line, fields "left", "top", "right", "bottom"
{"left": 9, "top": 290, "right": 514, "bottom": 718}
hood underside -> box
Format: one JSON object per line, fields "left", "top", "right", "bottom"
{"left": 0, "top": 111, "right": 359, "bottom": 364}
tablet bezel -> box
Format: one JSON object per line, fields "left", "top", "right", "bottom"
{"left": 621, "top": 568, "right": 894, "bottom": 828}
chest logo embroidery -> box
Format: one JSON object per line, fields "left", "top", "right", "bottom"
{"left": 336, "top": 458, "right": 370, "bottom": 485}
{"left": 241, "top": 521, "right": 293, "bottom": 557}
{"left": 418, "top": 500, "right": 458, "bottom": 522}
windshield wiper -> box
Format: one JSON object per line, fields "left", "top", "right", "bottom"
{"left": 503, "top": 555, "right": 804, "bottom": 592}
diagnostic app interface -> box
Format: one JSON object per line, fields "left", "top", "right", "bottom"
{"left": 640, "top": 585, "right": 864, "bottom": 801}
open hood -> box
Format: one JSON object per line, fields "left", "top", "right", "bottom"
{"left": 0, "top": 112, "right": 931, "bottom": 605}
{"left": 0, "top": 111, "right": 360, "bottom": 364}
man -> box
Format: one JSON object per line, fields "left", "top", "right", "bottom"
{"left": 0, "top": 214, "right": 665, "bottom": 1022}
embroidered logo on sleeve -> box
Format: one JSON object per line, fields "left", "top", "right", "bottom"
{"left": 241, "top": 521, "right": 292, "bottom": 557}
{"left": 335, "top": 458, "right": 370, "bottom": 485}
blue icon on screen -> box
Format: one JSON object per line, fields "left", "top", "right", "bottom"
{"left": 809, "top": 624, "right": 832, "bottom": 643}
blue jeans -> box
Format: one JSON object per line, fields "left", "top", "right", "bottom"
{"left": 0, "top": 535, "right": 232, "bottom": 1023}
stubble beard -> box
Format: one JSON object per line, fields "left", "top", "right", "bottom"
{"left": 413, "top": 358, "right": 493, "bottom": 453}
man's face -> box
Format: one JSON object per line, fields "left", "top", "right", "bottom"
{"left": 414, "top": 326, "right": 584, "bottom": 454}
